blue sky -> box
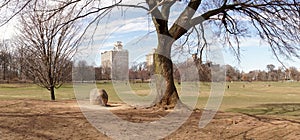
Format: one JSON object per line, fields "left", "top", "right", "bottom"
{"left": 75, "top": 2, "right": 300, "bottom": 73}
{"left": 1, "top": 1, "right": 299, "bottom": 72}
{"left": 223, "top": 45, "right": 300, "bottom": 72}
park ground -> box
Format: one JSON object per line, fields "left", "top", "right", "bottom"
{"left": 0, "top": 82, "right": 300, "bottom": 139}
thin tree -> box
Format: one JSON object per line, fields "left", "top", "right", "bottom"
{"left": 0, "top": 43, "right": 9, "bottom": 80}
{"left": 15, "top": 2, "right": 81, "bottom": 100}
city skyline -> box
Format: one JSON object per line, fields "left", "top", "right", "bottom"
{"left": 97, "top": 39, "right": 300, "bottom": 72}
{"left": 98, "top": 40, "right": 300, "bottom": 73}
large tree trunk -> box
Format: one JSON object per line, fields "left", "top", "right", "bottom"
{"left": 50, "top": 86, "right": 55, "bottom": 100}
{"left": 152, "top": 38, "right": 180, "bottom": 108}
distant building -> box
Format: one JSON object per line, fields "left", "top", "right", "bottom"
{"left": 101, "top": 41, "right": 128, "bottom": 80}
{"left": 146, "top": 48, "right": 156, "bottom": 67}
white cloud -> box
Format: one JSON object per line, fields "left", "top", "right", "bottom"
{"left": 238, "top": 36, "right": 268, "bottom": 48}
{"left": 0, "top": 22, "right": 16, "bottom": 39}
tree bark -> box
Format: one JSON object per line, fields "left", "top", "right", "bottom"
{"left": 152, "top": 37, "right": 180, "bottom": 108}
{"left": 50, "top": 86, "right": 55, "bottom": 100}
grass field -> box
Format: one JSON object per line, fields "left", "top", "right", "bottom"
{"left": 0, "top": 83, "right": 75, "bottom": 100}
{"left": 1, "top": 81, "right": 300, "bottom": 120}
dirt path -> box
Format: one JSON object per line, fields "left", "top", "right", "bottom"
{"left": 0, "top": 100, "right": 299, "bottom": 140}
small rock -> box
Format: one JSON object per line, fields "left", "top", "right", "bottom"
{"left": 90, "top": 88, "right": 108, "bottom": 106}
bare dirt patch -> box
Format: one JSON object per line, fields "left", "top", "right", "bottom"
{"left": 0, "top": 100, "right": 299, "bottom": 140}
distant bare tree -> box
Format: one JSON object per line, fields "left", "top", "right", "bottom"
{"left": 0, "top": 40, "right": 18, "bottom": 82}
{"left": 266, "top": 64, "right": 277, "bottom": 81}
{"left": 257, "top": 70, "right": 268, "bottom": 81}
{"left": 129, "top": 62, "right": 151, "bottom": 82}
{"left": 0, "top": 41, "right": 10, "bottom": 81}
{"left": 15, "top": 1, "right": 81, "bottom": 100}
{"left": 267, "top": 64, "right": 275, "bottom": 72}
{"left": 95, "top": 67, "right": 103, "bottom": 81}
{"left": 74, "top": 60, "right": 88, "bottom": 82}
{"left": 226, "top": 64, "right": 237, "bottom": 81}
{"left": 288, "top": 67, "right": 300, "bottom": 81}
{"left": 73, "top": 60, "right": 95, "bottom": 82}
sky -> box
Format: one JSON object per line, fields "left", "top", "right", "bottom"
{"left": 1, "top": 1, "right": 300, "bottom": 73}
{"left": 74, "top": 2, "right": 300, "bottom": 73}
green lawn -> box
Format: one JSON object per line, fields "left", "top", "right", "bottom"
{"left": 0, "top": 84, "right": 75, "bottom": 100}
{"left": 1, "top": 81, "right": 300, "bottom": 119}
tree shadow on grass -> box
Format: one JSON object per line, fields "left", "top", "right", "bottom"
{"left": 105, "top": 104, "right": 121, "bottom": 107}
{"left": 227, "top": 103, "right": 300, "bottom": 124}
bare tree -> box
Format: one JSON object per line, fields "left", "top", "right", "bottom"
{"left": 129, "top": 62, "right": 151, "bottom": 82}
{"left": 15, "top": 1, "right": 81, "bottom": 100}
{"left": 0, "top": 0, "right": 32, "bottom": 26}
{"left": 143, "top": 0, "right": 300, "bottom": 107}
{"left": 267, "top": 64, "right": 275, "bottom": 72}
{"left": 73, "top": 60, "right": 95, "bottom": 82}
{"left": 266, "top": 64, "right": 277, "bottom": 81}
{"left": 0, "top": 41, "right": 10, "bottom": 81}
{"left": 1, "top": 0, "right": 300, "bottom": 107}
{"left": 94, "top": 67, "right": 103, "bottom": 81}
{"left": 0, "top": 40, "right": 18, "bottom": 82}
{"left": 288, "top": 67, "right": 300, "bottom": 81}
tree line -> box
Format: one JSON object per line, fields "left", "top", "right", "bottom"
{"left": 1, "top": 45, "right": 299, "bottom": 84}
{"left": 239, "top": 65, "right": 300, "bottom": 82}
{"left": 128, "top": 58, "right": 300, "bottom": 83}
{"left": 1, "top": 45, "right": 299, "bottom": 83}
{"left": 0, "top": 39, "right": 73, "bottom": 84}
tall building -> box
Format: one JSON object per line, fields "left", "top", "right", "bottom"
{"left": 101, "top": 41, "right": 128, "bottom": 80}
{"left": 146, "top": 48, "right": 156, "bottom": 67}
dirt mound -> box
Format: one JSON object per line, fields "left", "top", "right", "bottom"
{"left": 0, "top": 100, "right": 299, "bottom": 139}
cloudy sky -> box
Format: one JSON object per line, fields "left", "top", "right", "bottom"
{"left": 1, "top": 1, "right": 299, "bottom": 72}
{"left": 75, "top": 2, "right": 300, "bottom": 72}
